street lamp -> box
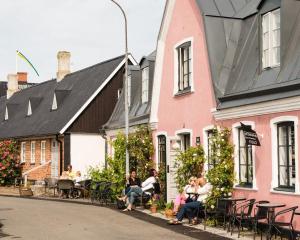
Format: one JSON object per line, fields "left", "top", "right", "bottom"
{"left": 110, "top": 0, "right": 129, "bottom": 176}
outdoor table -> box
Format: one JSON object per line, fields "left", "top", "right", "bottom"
{"left": 256, "top": 203, "right": 286, "bottom": 240}
{"left": 295, "top": 211, "right": 300, "bottom": 240}
{"left": 77, "top": 179, "right": 92, "bottom": 199}
{"left": 220, "top": 197, "right": 247, "bottom": 232}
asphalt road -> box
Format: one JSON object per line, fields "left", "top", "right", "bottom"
{"left": 0, "top": 197, "right": 228, "bottom": 240}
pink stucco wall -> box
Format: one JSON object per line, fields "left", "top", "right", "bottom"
{"left": 155, "top": 0, "right": 215, "bottom": 139}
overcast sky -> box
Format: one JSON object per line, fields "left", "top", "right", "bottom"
{"left": 0, "top": 0, "right": 165, "bottom": 83}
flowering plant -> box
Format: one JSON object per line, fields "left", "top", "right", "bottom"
{"left": 0, "top": 140, "right": 21, "bottom": 185}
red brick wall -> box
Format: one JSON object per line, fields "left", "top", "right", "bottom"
{"left": 20, "top": 137, "right": 64, "bottom": 181}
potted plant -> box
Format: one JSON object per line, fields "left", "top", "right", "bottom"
{"left": 149, "top": 198, "right": 158, "bottom": 213}
{"left": 164, "top": 202, "right": 174, "bottom": 218}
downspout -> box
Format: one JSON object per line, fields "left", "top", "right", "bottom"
{"left": 56, "top": 134, "right": 63, "bottom": 176}
{"left": 99, "top": 127, "right": 108, "bottom": 169}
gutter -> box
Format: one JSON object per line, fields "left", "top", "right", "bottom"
{"left": 56, "top": 134, "right": 63, "bottom": 176}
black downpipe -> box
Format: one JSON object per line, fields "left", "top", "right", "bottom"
{"left": 56, "top": 134, "right": 63, "bottom": 176}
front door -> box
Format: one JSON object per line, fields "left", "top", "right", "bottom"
{"left": 51, "top": 139, "right": 59, "bottom": 178}
{"left": 158, "top": 135, "right": 167, "bottom": 200}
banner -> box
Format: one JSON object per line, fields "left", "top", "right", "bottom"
{"left": 240, "top": 122, "right": 261, "bottom": 146}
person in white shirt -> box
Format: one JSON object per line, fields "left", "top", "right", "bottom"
{"left": 121, "top": 169, "right": 158, "bottom": 211}
{"left": 169, "top": 177, "right": 212, "bottom": 225}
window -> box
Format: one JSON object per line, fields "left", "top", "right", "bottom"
{"left": 277, "top": 122, "right": 295, "bottom": 190}
{"left": 238, "top": 128, "right": 253, "bottom": 187}
{"left": 30, "top": 141, "right": 35, "bottom": 164}
{"left": 142, "top": 67, "right": 149, "bottom": 103}
{"left": 41, "top": 141, "right": 46, "bottom": 164}
{"left": 52, "top": 94, "right": 57, "bottom": 110}
{"left": 180, "top": 133, "right": 190, "bottom": 151}
{"left": 21, "top": 142, "right": 26, "bottom": 163}
{"left": 207, "top": 130, "right": 215, "bottom": 169}
{"left": 27, "top": 100, "right": 32, "bottom": 116}
{"left": 262, "top": 9, "right": 280, "bottom": 68}
{"left": 177, "top": 42, "right": 191, "bottom": 92}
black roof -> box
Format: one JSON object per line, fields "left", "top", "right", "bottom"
{"left": 0, "top": 82, "right": 7, "bottom": 97}
{"left": 196, "top": 0, "right": 300, "bottom": 109}
{"left": 103, "top": 51, "right": 156, "bottom": 130}
{"left": 0, "top": 55, "right": 126, "bottom": 139}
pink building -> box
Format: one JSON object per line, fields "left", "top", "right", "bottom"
{"left": 151, "top": 0, "right": 300, "bottom": 230}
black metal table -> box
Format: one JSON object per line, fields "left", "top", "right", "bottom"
{"left": 256, "top": 203, "right": 286, "bottom": 240}
{"left": 220, "top": 197, "right": 247, "bottom": 232}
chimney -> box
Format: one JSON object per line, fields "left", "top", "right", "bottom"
{"left": 7, "top": 74, "right": 18, "bottom": 99}
{"left": 17, "top": 72, "right": 28, "bottom": 83}
{"left": 57, "top": 51, "right": 71, "bottom": 82}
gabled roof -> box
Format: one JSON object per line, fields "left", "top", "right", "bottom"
{"left": 0, "top": 54, "right": 135, "bottom": 139}
{"left": 196, "top": 0, "right": 300, "bottom": 109}
{"left": 103, "top": 51, "right": 156, "bottom": 130}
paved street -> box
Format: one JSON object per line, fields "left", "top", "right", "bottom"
{"left": 0, "top": 197, "right": 228, "bottom": 240}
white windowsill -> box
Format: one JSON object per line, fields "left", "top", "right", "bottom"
{"left": 270, "top": 189, "right": 300, "bottom": 196}
{"left": 234, "top": 186, "right": 259, "bottom": 191}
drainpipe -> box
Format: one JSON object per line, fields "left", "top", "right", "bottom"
{"left": 99, "top": 127, "right": 108, "bottom": 169}
{"left": 56, "top": 134, "right": 63, "bottom": 176}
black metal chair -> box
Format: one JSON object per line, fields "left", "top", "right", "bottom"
{"left": 230, "top": 198, "right": 256, "bottom": 237}
{"left": 44, "top": 178, "right": 58, "bottom": 196}
{"left": 57, "top": 179, "right": 75, "bottom": 198}
{"left": 271, "top": 206, "right": 298, "bottom": 240}
{"left": 204, "top": 198, "right": 230, "bottom": 230}
{"left": 90, "top": 181, "right": 114, "bottom": 205}
{"left": 252, "top": 201, "right": 270, "bottom": 240}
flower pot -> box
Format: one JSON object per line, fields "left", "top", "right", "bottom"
{"left": 150, "top": 204, "right": 157, "bottom": 213}
{"left": 165, "top": 209, "right": 173, "bottom": 218}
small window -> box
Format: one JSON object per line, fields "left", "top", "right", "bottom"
{"left": 30, "top": 141, "right": 35, "bottom": 164}
{"left": 4, "top": 106, "right": 8, "bottom": 121}
{"left": 262, "top": 9, "right": 280, "bottom": 69}
{"left": 27, "top": 100, "right": 32, "bottom": 116}
{"left": 142, "top": 67, "right": 149, "bottom": 103}
{"left": 41, "top": 141, "right": 46, "bottom": 164}
{"left": 52, "top": 94, "right": 57, "bottom": 110}
{"left": 180, "top": 133, "right": 190, "bottom": 151}
{"left": 21, "top": 142, "right": 26, "bottom": 163}
{"left": 177, "top": 42, "right": 192, "bottom": 92}
{"left": 117, "top": 88, "right": 122, "bottom": 99}
{"left": 238, "top": 128, "right": 253, "bottom": 187}
{"left": 276, "top": 122, "right": 295, "bottom": 190}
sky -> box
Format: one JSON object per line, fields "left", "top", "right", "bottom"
{"left": 0, "top": 0, "right": 165, "bottom": 83}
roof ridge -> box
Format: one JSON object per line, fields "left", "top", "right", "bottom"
{"left": 65, "top": 54, "right": 126, "bottom": 77}
{"left": 11, "top": 79, "right": 56, "bottom": 97}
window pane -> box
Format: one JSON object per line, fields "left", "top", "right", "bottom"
{"left": 183, "top": 61, "right": 188, "bottom": 75}
{"left": 183, "top": 75, "right": 189, "bottom": 88}
{"left": 183, "top": 48, "right": 188, "bottom": 61}
{"left": 262, "top": 14, "right": 269, "bottom": 33}
{"left": 278, "top": 126, "right": 287, "bottom": 145}
{"left": 263, "top": 32, "right": 270, "bottom": 50}
{"left": 240, "top": 148, "right": 247, "bottom": 164}
{"left": 278, "top": 146, "right": 287, "bottom": 165}
{"left": 273, "top": 10, "right": 280, "bottom": 29}
{"left": 279, "top": 166, "right": 288, "bottom": 186}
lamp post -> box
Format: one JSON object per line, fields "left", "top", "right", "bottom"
{"left": 110, "top": 0, "right": 129, "bottom": 176}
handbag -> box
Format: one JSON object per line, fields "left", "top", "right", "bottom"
{"left": 116, "top": 199, "right": 126, "bottom": 209}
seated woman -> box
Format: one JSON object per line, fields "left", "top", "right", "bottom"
{"left": 121, "top": 168, "right": 158, "bottom": 211}
{"left": 125, "top": 169, "right": 141, "bottom": 194}
{"left": 173, "top": 176, "right": 198, "bottom": 214}
{"left": 169, "top": 177, "right": 212, "bottom": 225}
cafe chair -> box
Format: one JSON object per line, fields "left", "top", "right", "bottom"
{"left": 57, "top": 179, "right": 75, "bottom": 198}
{"left": 204, "top": 198, "right": 229, "bottom": 230}
{"left": 44, "top": 178, "right": 58, "bottom": 196}
{"left": 271, "top": 206, "right": 298, "bottom": 240}
{"left": 252, "top": 200, "right": 270, "bottom": 240}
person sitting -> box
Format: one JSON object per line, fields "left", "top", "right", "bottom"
{"left": 66, "top": 164, "right": 76, "bottom": 180}
{"left": 168, "top": 177, "right": 212, "bottom": 225}
{"left": 173, "top": 176, "right": 198, "bottom": 214}
{"left": 121, "top": 168, "right": 158, "bottom": 211}
{"left": 125, "top": 169, "right": 141, "bottom": 194}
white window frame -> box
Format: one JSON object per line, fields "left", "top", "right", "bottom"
{"left": 142, "top": 66, "right": 149, "bottom": 103}
{"left": 175, "top": 129, "right": 193, "bottom": 151}
{"left": 155, "top": 131, "right": 169, "bottom": 170}
{"left": 270, "top": 116, "right": 299, "bottom": 194}
{"left": 41, "top": 141, "right": 46, "bottom": 164}
{"left": 262, "top": 8, "right": 280, "bottom": 69}
{"left": 202, "top": 125, "right": 215, "bottom": 172}
{"left": 21, "top": 142, "right": 26, "bottom": 163}
{"left": 232, "top": 121, "right": 258, "bottom": 190}
{"left": 173, "top": 37, "right": 194, "bottom": 95}
{"left": 30, "top": 141, "right": 36, "bottom": 164}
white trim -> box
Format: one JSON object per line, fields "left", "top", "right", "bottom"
{"left": 40, "top": 140, "right": 46, "bottom": 164}
{"left": 27, "top": 100, "right": 32, "bottom": 116}
{"left": 202, "top": 125, "right": 215, "bottom": 171}
{"left": 30, "top": 141, "right": 36, "bottom": 164}
{"left": 234, "top": 186, "right": 259, "bottom": 191}
{"left": 213, "top": 96, "right": 300, "bottom": 120}
{"left": 52, "top": 93, "right": 57, "bottom": 110}
{"left": 4, "top": 106, "right": 8, "bottom": 120}
{"left": 175, "top": 128, "right": 193, "bottom": 150}
{"left": 173, "top": 37, "right": 194, "bottom": 95}
{"left": 270, "top": 189, "right": 300, "bottom": 196}
{"left": 59, "top": 55, "right": 137, "bottom": 134}
{"left": 20, "top": 142, "right": 26, "bottom": 163}
{"left": 270, "top": 116, "right": 299, "bottom": 194}
{"left": 149, "top": 0, "right": 176, "bottom": 125}
{"left": 232, "top": 121, "right": 258, "bottom": 190}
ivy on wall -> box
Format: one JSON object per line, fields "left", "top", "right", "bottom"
{"left": 0, "top": 140, "right": 21, "bottom": 185}
{"left": 205, "top": 127, "right": 235, "bottom": 209}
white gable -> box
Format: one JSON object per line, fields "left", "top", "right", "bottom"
{"left": 27, "top": 100, "right": 32, "bottom": 116}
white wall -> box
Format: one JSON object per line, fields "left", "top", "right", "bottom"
{"left": 70, "top": 133, "right": 105, "bottom": 177}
